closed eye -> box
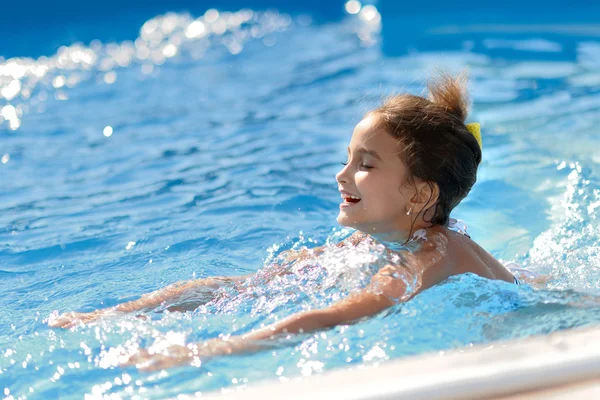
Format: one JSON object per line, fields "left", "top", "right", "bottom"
{"left": 341, "top": 161, "right": 373, "bottom": 170}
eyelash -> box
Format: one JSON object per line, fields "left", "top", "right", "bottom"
{"left": 341, "top": 162, "right": 373, "bottom": 170}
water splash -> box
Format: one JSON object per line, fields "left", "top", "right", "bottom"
{"left": 528, "top": 161, "right": 600, "bottom": 292}
{"left": 3, "top": 2, "right": 600, "bottom": 398}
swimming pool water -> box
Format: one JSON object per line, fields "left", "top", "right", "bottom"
{"left": 1, "top": 4, "right": 600, "bottom": 399}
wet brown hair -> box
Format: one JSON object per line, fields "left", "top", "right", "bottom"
{"left": 369, "top": 72, "right": 482, "bottom": 226}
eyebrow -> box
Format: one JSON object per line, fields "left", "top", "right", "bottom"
{"left": 347, "top": 147, "right": 382, "bottom": 161}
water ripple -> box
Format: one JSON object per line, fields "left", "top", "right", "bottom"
{"left": 1, "top": 3, "right": 600, "bottom": 399}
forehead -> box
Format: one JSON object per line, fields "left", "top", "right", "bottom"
{"left": 349, "top": 116, "right": 399, "bottom": 156}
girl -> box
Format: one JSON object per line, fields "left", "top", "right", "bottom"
{"left": 49, "top": 72, "right": 518, "bottom": 371}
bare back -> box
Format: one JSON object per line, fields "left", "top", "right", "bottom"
{"left": 418, "top": 226, "right": 515, "bottom": 293}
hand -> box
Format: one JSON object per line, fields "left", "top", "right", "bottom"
{"left": 122, "top": 337, "right": 241, "bottom": 372}
{"left": 47, "top": 309, "right": 108, "bottom": 328}
{"left": 122, "top": 342, "right": 214, "bottom": 372}
{"left": 122, "top": 344, "right": 192, "bottom": 371}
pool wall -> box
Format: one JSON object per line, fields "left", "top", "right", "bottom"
{"left": 204, "top": 325, "right": 600, "bottom": 399}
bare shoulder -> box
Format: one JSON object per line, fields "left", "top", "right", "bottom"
{"left": 442, "top": 228, "right": 514, "bottom": 283}
{"left": 414, "top": 229, "right": 454, "bottom": 291}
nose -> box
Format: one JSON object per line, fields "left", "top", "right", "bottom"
{"left": 336, "top": 163, "right": 349, "bottom": 184}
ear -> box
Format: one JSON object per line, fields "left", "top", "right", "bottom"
{"left": 410, "top": 180, "right": 439, "bottom": 214}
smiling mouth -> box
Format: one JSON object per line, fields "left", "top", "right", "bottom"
{"left": 342, "top": 195, "right": 361, "bottom": 204}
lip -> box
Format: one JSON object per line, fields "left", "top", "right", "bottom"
{"left": 339, "top": 189, "right": 360, "bottom": 198}
{"left": 339, "top": 189, "right": 361, "bottom": 209}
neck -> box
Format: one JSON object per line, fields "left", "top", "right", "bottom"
{"left": 369, "top": 230, "right": 411, "bottom": 244}
{"left": 366, "top": 222, "right": 440, "bottom": 248}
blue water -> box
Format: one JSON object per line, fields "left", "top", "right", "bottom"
{"left": 2, "top": 3, "right": 600, "bottom": 398}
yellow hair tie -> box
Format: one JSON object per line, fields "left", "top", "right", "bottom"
{"left": 466, "top": 122, "right": 482, "bottom": 150}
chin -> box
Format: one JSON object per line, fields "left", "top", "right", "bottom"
{"left": 336, "top": 213, "right": 354, "bottom": 228}
{"left": 336, "top": 214, "right": 348, "bottom": 227}
{"left": 337, "top": 213, "right": 365, "bottom": 231}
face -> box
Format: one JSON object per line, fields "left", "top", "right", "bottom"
{"left": 336, "top": 115, "right": 414, "bottom": 235}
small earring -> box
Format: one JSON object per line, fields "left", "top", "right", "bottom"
{"left": 406, "top": 207, "right": 412, "bottom": 216}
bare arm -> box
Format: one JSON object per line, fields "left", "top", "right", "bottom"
{"left": 116, "top": 274, "right": 254, "bottom": 312}
{"left": 50, "top": 233, "right": 362, "bottom": 329}
{"left": 124, "top": 232, "right": 454, "bottom": 371}
{"left": 48, "top": 274, "right": 253, "bottom": 328}
{"left": 49, "top": 237, "right": 349, "bottom": 330}
{"left": 245, "top": 288, "right": 395, "bottom": 340}
{"left": 125, "top": 264, "right": 408, "bottom": 371}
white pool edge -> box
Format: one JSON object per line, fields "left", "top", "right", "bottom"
{"left": 204, "top": 325, "right": 600, "bottom": 399}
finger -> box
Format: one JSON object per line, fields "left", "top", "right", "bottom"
{"left": 48, "top": 314, "right": 77, "bottom": 329}
{"left": 138, "top": 359, "right": 163, "bottom": 372}
{"left": 134, "top": 352, "right": 174, "bottom": 372}
{"left": 47, "top": 317, "right": 65, "bottom": 328}
{"left": 137, "top": 354, "right": 192, "bottom": 372}
{"left": 121, "top": 349, "right": 150, "bottom": 368}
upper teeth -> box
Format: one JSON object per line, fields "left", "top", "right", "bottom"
{"left": 343, "top": 194, "right": 360, "bottom": 200}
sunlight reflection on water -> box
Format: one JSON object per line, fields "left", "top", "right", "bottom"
{"left": 2, "top": 2, "right": 600, "bottom": 398}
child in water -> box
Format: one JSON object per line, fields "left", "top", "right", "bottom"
{"left": 49, "top": 72, "right": 519, "bottom": 370}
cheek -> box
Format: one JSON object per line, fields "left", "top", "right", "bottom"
{"left": 379, "top": 192, "right": 405, "bottom": 213}
{"left": 361, "top": 178, "right": 403, "bottom": 206}
{"left": 357, "top": 174, "right": 390, "bottom": 193}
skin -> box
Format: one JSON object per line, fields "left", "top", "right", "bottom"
{"left": 336, "top": 115, "right": 515, "bottom": 286}
{"left": 49, "top": 114, "right": 516, "bottom": 371}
